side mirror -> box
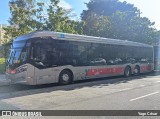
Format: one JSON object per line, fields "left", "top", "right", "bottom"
{"left": 35, "top": 61, "right": 45, "bottom": 66}
{"left": 34, "top": 58, "right": 44, "bottom": 66}
{"left": 34, "top": 58, "right": 41, "bottom": 62}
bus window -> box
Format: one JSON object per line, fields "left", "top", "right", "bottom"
{"left": 34, "top": 40, "right": 55, "bottom": 68}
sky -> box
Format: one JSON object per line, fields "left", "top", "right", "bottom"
{"left": 0, "top": 0, "right": 159, "bottom": 30}
{"left": 119, "top": 0, "right": 160, "bottom": 30}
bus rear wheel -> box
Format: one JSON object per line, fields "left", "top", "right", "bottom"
{"left": 124, "top": 66, "right": 131, "bottom": 77}
{"left": 134, "top": 66, "right": 140, "bottom": 75}
{"left": 59, "top": 70, "right": 72, "bottom": 85}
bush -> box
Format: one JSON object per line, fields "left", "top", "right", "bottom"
{"left": 0, "top": 58, "right": 5, "bottom": 74}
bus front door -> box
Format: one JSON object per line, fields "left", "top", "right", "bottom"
{"left": 34, "top": 65, "right": 55, "bottom": 85}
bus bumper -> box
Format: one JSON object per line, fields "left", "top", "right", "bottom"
{"left": 6, "top": 73, "right": 28, "bottom": 85}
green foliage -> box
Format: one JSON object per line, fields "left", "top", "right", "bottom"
{"left": 73, "top": 21, "right": 85, "bottom": 35}
{"left": 44, "top": 0, "right": 83, "bottom": 34}
{"left": 81, "top": 0, "right": 139, "bottom": 20}
{"left": 3, "top": 0, "right": 84, "bottom": 45}
{"left": 82, "top": 0, "right": 159, "bottom": 45}
{"left": 0, "top": 58, "right": 5, "bottom": 74}
{"left": 3, "top": 0, "right": 38, "bottom": 44}
{"left": 83, "top": 12, "right": 110, "bottom": 37}
{"left": 0, "top": 58, "right": 5, "bottom": 64}
{"left": 2, "top": 44, "right": 12, "bottom": 59}
{"left": 3, "top": 0, "right": 159, "bottom": 45}
{"left": 108, "top": 11, "right": 158, "bottom": 44}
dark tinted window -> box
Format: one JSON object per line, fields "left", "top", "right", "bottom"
{"left": 13, "top": 40, "right": 27, "bottom": 49}
{"left": 31, "top": 37, "right": 153, "bottom": 68}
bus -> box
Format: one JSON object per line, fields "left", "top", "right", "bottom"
{"left": 154, "top": 45, "right": 160, "bottom": 70}
{"left": 6, "top": 31, "right": 154, "bottom": 85}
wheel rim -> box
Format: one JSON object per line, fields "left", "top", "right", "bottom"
{"left": 134, "top": 68, "right": 138, "bottom": 74}
{"left": 62, "top": 74, "right": 69, "bottom": 82}
{"left": 125, "top": 68, "right": 130, "bottom": 76}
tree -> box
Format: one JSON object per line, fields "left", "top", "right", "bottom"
{"left": 82, "top": 0, "right": 159, "bottom": 45}
{"left": 3, "top": 0, "right": 38, "bottom": 44}
{"left": 83, "top": 12, "right": 111, "bottom": 37}
{"left": 3, "top": 0, "right": 84, "bottom": 45}
{"left": 81, "top": 0, "right": 139, "bottom": 20}
{"left": 45, "top": 0, "right": 82, "bottom": 34}
{"left": 73, "top": 21, "right": 85, "bottom": 35}
{"left": 108, "top": 11, "right": 158, "bottom": 44}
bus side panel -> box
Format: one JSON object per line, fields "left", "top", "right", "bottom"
{"left": 27, "top": 64, "right": 36, "bottom": 85}
{"left": 70, "top": 65, "right": 126, "bottom": 81}
{"left": 71, "top": 66, "right": 92, "bottom": 81}
{"left": 34, "top": 67, "right": 55, "bottom": 85}
{"left": 7, "top": 64, "right": 28, "bottom": 84}
{"left": 52, "top": 66, "right": 91, "bottom": 82}
{"left": 85, "top": 65, "right": 125, "bottom": 79}
{"left": 139, "top": 63, "right": 154, "bottom": 73}
{"left": 57, "top": 65, "right": 125, "bottom": 81}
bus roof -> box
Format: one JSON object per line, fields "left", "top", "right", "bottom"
{"left": 14, "top": 31, "right": 152, "bottom": 48}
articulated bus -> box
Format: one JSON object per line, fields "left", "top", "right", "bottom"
{"left": 6, "top": 31, "right": 154, "bottom": 85}
{"left": 154, "top": 45, "right": 160, "bottom": 70}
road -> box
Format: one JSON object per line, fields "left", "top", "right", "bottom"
{"left": 0, "top": 72, "right": 160, "bottom": 118}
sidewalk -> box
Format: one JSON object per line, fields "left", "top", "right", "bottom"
{"left": 0, "top": 74, "right": 11, "bottom": 86}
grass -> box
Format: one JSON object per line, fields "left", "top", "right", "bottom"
{"left": 0, "top": 58, "right": 5, "bottom": 74}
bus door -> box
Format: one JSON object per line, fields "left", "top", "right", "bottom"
{"left": 33, "top": 40, "right": 56, "bottom": 85}
{"left": 34, "top": 65, "right": 55, "bottom": 85}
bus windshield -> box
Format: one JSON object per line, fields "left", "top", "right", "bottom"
{"left": 8, "top": 40, "right": 28, "bottom": 69}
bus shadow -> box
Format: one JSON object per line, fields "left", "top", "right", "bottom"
{"left": 0, "top": 71, "right": 159, "bottom": 100}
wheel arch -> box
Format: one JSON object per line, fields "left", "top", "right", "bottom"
{"left": 124, "top": 65, "right": 132, "bottom": 77}
{"left": 134, "top": 65, "right": 141, "bottom": 74}
{"left": 125, "top": 65, "right": 131, "bottom": 70}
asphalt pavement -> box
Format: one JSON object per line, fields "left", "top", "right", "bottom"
{"left": 0, "top": 74, "right": 11, "bottom": 86}
{"left": 0, "top": 72, "right": 160, "bottom": 119}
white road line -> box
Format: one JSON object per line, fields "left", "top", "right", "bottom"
{"left": 119, "top": 85, "right": 145, "bottom": 92}
{"left": 130, "top": 91, "right": 160, "bottom": 102}
{"left": 156, "top": 81, "right": 160, "bottom": 83}
{"left": 139, "top": 85, "right": 145, "bottom": 87}
{"left": 119, "top": 88, "right": 132, "bottom": 91}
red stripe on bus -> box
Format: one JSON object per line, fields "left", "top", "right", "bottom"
{"left": 86, "top": 67, "right": 124, "bottom": 77}
{"left": 140, "top": 65, "right": 152, "bottom": 72}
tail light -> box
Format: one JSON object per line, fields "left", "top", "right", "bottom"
{"left": 7, "top": 69, "right": 17, "bottom": 74}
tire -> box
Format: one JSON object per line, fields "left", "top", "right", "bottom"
{"left": 134, "top": 66, "right": 140, "bottom": 75}
{"left": 59, "top": 70, "right": 72, "bottom": 85}
{"left": 124, "top": 66, "right": 131, "bottom": 77}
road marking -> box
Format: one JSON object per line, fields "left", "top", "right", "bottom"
{"left": 139, "top": 85, "right": 145, "bottom": 87}
{"left": 119, "top": 85, "right": 145, "bottom": 92}
{"left": 156, "top": 81, "right": 160, "bottom": 83}
{"left": 130, "top": 91, "right": 160, "bottom": 102}
{"left": 119, "top": 88, "right": 132, "bottom": 91}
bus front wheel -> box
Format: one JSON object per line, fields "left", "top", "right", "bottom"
{"left": 59, "top": 70, "right": 73, "bottom": 85}
{"left": 124, "top": 66, "right": 131, "bottom": 77}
